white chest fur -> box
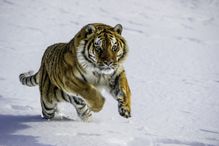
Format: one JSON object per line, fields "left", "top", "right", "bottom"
{"left": 84, "top": 71, "right": 111, "bottom": 86}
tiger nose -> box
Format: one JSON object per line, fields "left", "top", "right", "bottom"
{"left": 104, "top": 60, "right": 113, "bottom": 66}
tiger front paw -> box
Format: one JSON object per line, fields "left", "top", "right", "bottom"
{"left": 118, "top": 103, "right": 131, "bottom": 118}
{"left": 77, "top": 108, "right": 93, "bottom": 122}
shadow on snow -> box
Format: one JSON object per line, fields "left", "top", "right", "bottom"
{"left": 0, "top": 114, "right": 53, "bottom": 146}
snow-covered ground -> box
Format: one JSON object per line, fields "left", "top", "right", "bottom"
{"left": 0, "top": 0, "right": 219, "bottom": 145}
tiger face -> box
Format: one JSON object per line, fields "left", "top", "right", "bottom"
{"left": 76, "top": 24, "right": 128, "bottom": 75}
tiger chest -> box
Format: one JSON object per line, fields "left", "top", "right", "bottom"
{"left": 84, "top": 71, "right": 111, "bottom": 86}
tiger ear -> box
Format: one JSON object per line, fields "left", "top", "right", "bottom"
{"left": 114, "top": 24, "right": 123, "bottom": 34}
{"left": 85, "top": 24, "right": 96, "bottom": 35}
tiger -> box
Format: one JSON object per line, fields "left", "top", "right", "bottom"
{"left": 19, "top": 23, "right": 131, "bottom": 121}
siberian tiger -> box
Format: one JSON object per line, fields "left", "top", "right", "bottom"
{"left": 19, "top": 23, "right": 131, "bottom": 121}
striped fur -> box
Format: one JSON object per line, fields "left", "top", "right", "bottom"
{"left": 19, "top": 71, "right": 38, "bottom": 87}
{"left": 19, "top": 23, "right": 131, "bottom": 120}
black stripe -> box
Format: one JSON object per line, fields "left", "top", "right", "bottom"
{"left": 114, "top": 73, "right": 121, "bottom": 87}
{"left": 29, "top": 76, "right": 34, "bottom": 86}
{"left": 31, "top": 76, "right": 35, "bottom": 85}
{"left": 41, "top": 71, "right": 47, "bottom": 87}
{"left": 54, "top": 87, "right": 60, "bottom": 102}
{"left": 33, "top": 75, "right": 37, "bottom": 84}
{"left": 63, "top": 43, "right": 70, "bottom": 54}
{"left": 42, "top": 109, "right": 54, "bottom": 118}
{"left": 119, "top": 38, "right": 126, "bottom": 45}
{"left": 21, "top": 75, "right": 25, "bottom": 84}
{"left": 78, "top": 104, "right": 86, "bottom": 110}
{"left": 57, "top": 74, "right": 64, "bottom": 88}
{"left": 118, "top": 40, "right": 123, "bottom": 47}
{"left": 111, "top": 69, "right": 117, "bottom": 79}
{"left": 82, "top": 41, "right": 94, "bottom": 64}
{"left": 79, "top": 71, "right": 87, "bottom": 82}
{"left": 69, "top": 96, "right": 74, "bottom": 104}
{"left": 55, "top": 51, "right": 64, "bottom": 88}
{"left": 39, "top": 67, "right": 46, "bottom": 94}
{"left": 21, "top": 76, "right": 25, "bottom": 84}
{"left": 70, "top": 78, "right": 81, "bottom": 88}
{"left": 45, "top": 78, "right": 51, "bottom": 99}
{"left": 48, "top": 49, "right": 58, "bottom": 76}
{"left": 108, "top": 33, "right": 114, "bottom": 38}
{"left": 81, "top": 109, "right": 89, "bottom": 117}
{"left": 77, "top": 66, "right": 87, "bottom": 82}
{"left": 83, "top": 51, "right": 94, "bottom": 64}
{"left": 41, "top": 67, "right": 47, "bottom": 87}
{"left": 51, "top": 52, "right": 63, "bottom": 88}
{"left": 118, "top": 48, "right": 126, "bottom": 61}
{"left": 66, "top": 94, "right": 71, "bottom": 101}
{"left": 52, "top": 75, "right": 59, "bottom": 87}
{"left": 61, "top": 91, "right": 69, "bottom": 102}
{"left": 42, "top": 100, "right": 54, "bottom": 111}
{"left": 51, "top": 85, "right": 56, "bottom": 101}
{"left": 27, "top": 77, "right": 32, "bottom": 85}
{"left": 112, "top": 70, "right": 125, "bottom": 96}
{"left": 42, "top": 73, "right": 49, "bottom": 90}
{"left": 19, "top": 74, "right": 24, "bottom": 82}
{"left": 73, "top": 97, "right": 81, "bottom": 105}
{"left": 24, "top": 77, "right": 28, "bottom": 85}
{"left": 87, "top": 40, "right": 93, "bottom": 53}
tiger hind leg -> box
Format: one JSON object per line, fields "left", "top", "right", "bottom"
{"left": 41, "top": 98, "right": 57, "bottom": 119}
{"left": 39, "top": 71, "right": 58, "bottom": 119}
{"left": 54, "top": 88, "right": 92, "bottom": 121}
{"left": 39, "top": 70, "right": 92, "bottom": 120}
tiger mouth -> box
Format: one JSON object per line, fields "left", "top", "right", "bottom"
{"left": 99, "top": 66, "right": 112, "bottom": 70}
{"left": 98, "top": 66, "right": 115, "bottom": 74}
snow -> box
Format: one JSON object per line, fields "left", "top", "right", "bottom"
{"left": 0, "top": 0, "right": 219, "bottom": 145}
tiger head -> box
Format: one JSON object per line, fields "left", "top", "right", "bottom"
{"left": 74, "top": 23, "right": 128, "bottom": 75}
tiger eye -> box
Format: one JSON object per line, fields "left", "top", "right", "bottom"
{"left": 95, "top": 46, "right": 102, "bottom": 53}
{"left": 112, "top": 45, "right": 118, "bottom": 52}
{"left": 94, "top": 39, "right": 101, "bottom": 46}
